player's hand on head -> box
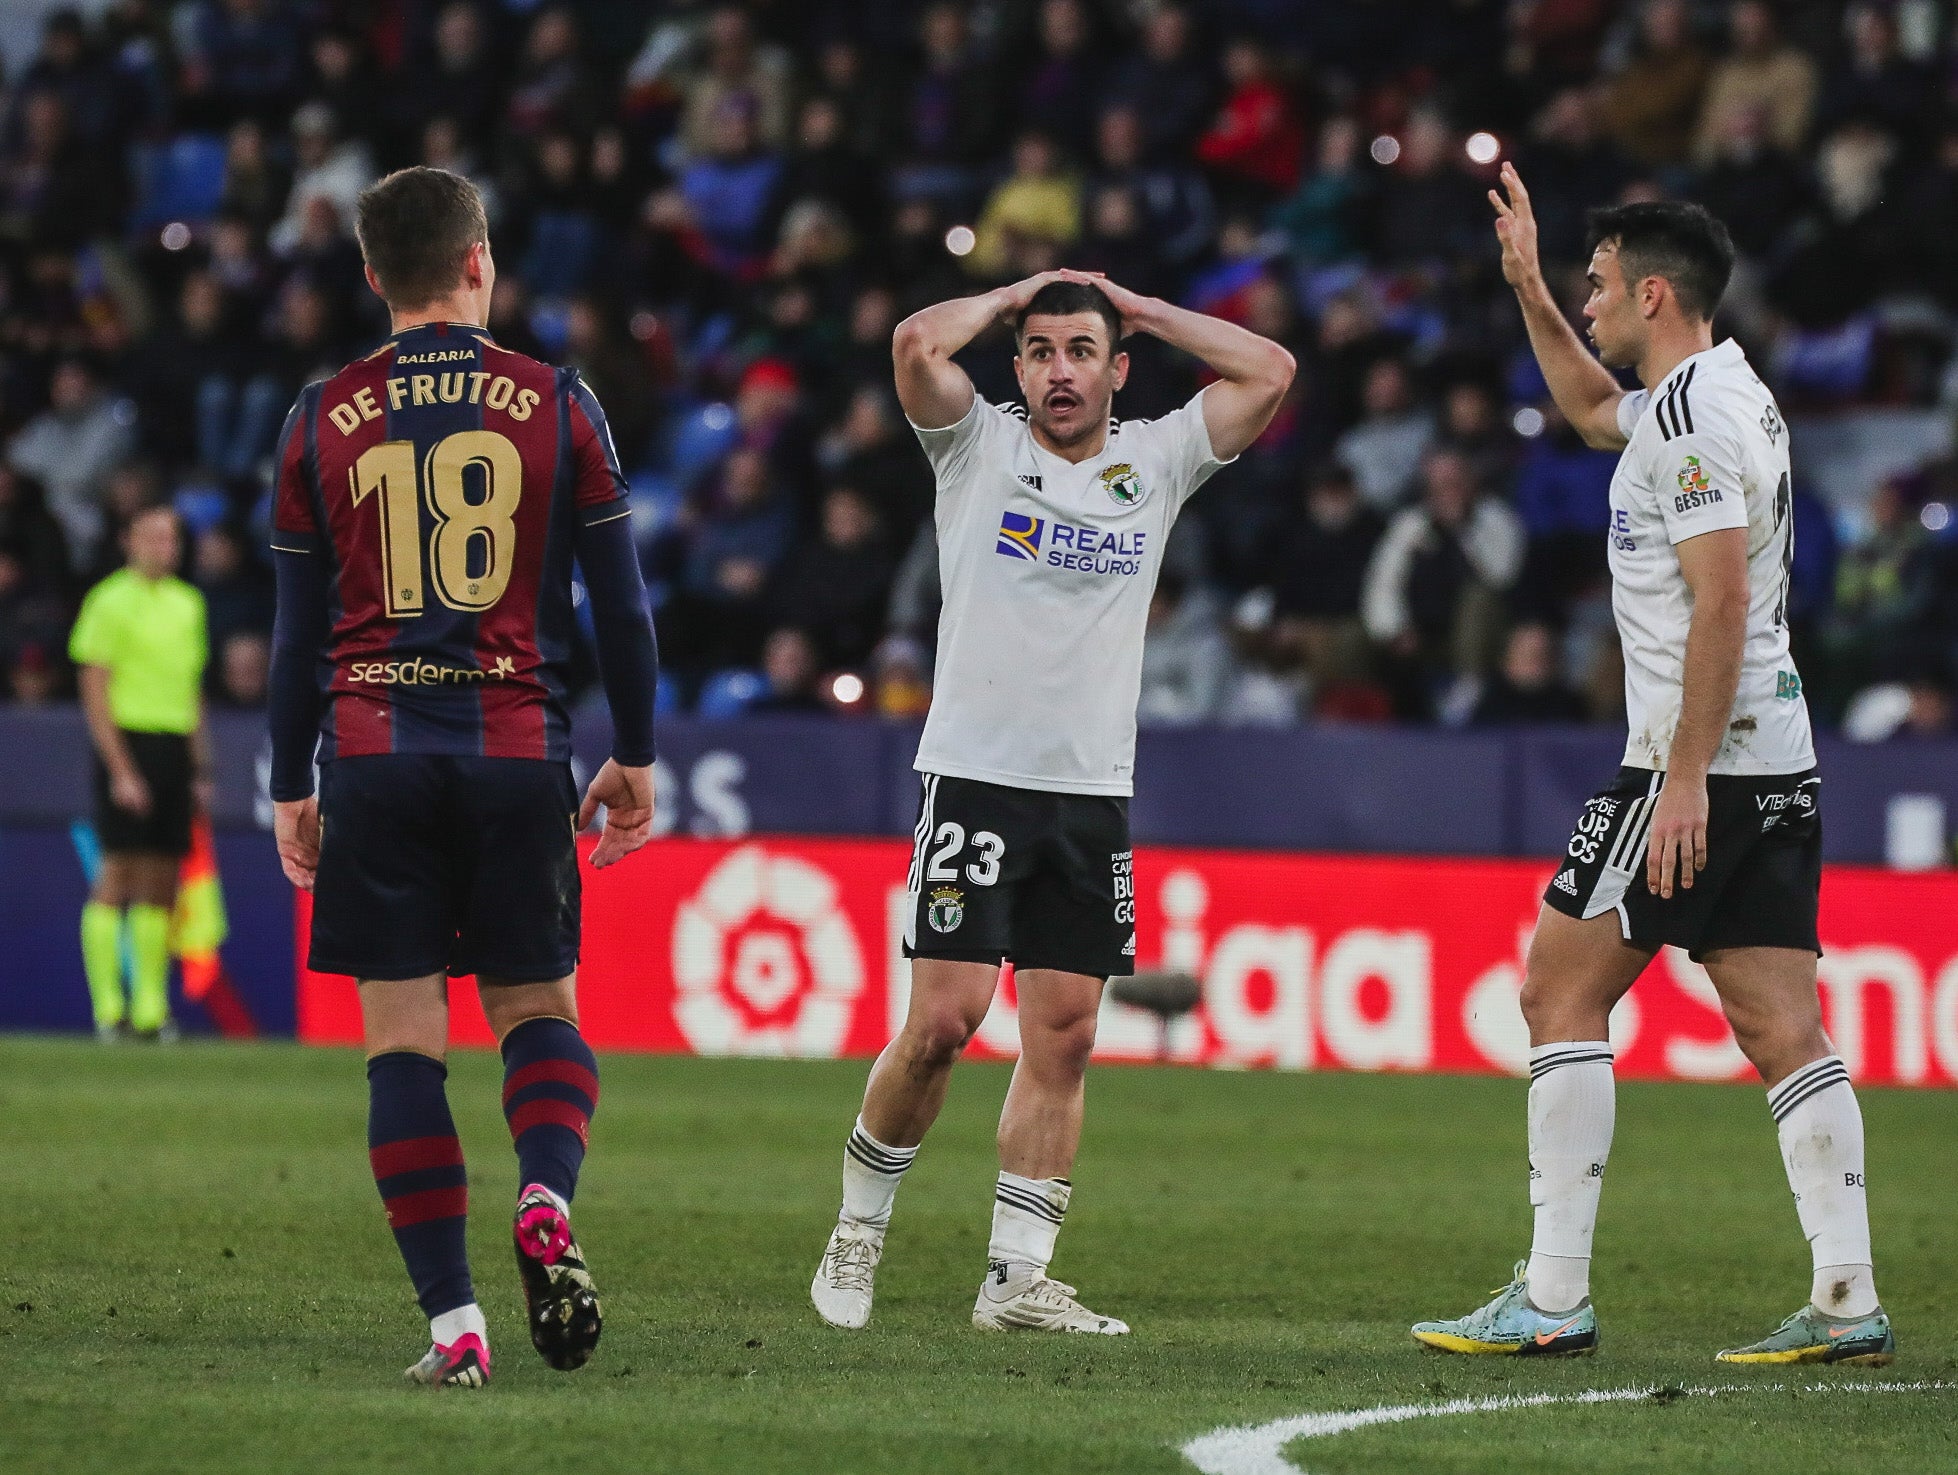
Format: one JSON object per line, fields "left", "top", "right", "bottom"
{"left": 580, "top": 758, "right": 655, "bottom": 869}
{"left": 273, "top": 796, "right": 320, "bottom": 892}
{"left": 1488, "top": 162, "right": 1543, "bottom": 291}
{"left": 1647, "top": 772, "right": 1710, "bottom": 900}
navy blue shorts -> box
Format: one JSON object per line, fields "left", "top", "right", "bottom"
{"left": 310, "top": 755, "right": 581, "bottom": 983}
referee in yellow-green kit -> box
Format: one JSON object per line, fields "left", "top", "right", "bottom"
{"left": 69, "top": 502, "right": 210, "bottom": 1040}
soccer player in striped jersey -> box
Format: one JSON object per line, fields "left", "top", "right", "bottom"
{"left": 1412, "top": 167, "right": 1890, "bottom": 1366}
{"left": 266, "top": 168, "right": 659, "bottom": 1387}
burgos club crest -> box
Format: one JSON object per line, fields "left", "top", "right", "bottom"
{"left": 1098, "top": 462, "right": 1143, "bottom": 506}
{"left": 927, "top": 886, "right": 966, "bottom": 933}
{"left": 1677, "top": 455, "right": 1710, "bottom": 495}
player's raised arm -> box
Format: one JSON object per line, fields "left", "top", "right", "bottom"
{"left": 1490, "top": 163, "right": 1629, "bottom": 451}
{"left": 891, "top": 271, "right": 1074, "bottom": 430}
{"left": 1085, "top": 274, "right": 1296, "bottom": 461}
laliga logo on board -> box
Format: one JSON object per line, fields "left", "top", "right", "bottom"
{"left": 670, "top": 845, "right": 865, "bottom": 1057}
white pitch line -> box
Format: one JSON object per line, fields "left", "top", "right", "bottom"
{"left": 1180, "top": 1380, "right": 1957, "bottom": 1475}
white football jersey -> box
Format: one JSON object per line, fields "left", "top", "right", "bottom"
{"left": 1608, "top": 338, "right": 1813, "bottom": 775}
{"left": 911, "top": 389, "right": 1229, "bottom": 795}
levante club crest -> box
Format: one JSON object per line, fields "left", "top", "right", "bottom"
{"left": 927, "top": 886, "right": 966, "bottom": 933}
{"left": 1099, "top": 462, "right": 1142, "bottom": 506}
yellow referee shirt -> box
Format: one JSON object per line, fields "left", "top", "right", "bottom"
{"left": 68, "top": 568, "right": 208, "bottom": 734}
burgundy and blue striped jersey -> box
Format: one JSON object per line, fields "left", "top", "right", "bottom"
{"left": 271, "top": 322, "right": 634, "bottom": 767}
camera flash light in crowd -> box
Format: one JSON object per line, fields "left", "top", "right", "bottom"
{"left": 831, "top": 673, "right": 866, "bottom": 706}
{"left": 1512, "top": 406, "right": 1546, "bottom": 438}
{"left": 1369, "top": 135, "right": 1401, "bottom": 166}
{"left": 1465, "top": 132, "right": 1500, "bottom": 165}
{"left": 1922, "top": 502, "right": 1951, "bottom": 533}
{"left": 944, "top": 226, "right": 977, "bottom": 257}
{"left": 160, "top": 222, "right": 192, "bottom": 251}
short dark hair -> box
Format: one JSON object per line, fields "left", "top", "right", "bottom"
{"left": 1585, "top": 200, "right": 1736, "bottom": 321}
{"left": 1015, "top": 280, "right": 1123, "bottom": 351}
{"left": 355, "top": 167, "right": 489, "bottom": 310}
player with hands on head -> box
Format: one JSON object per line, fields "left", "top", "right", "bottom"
{"left": 810, "top": 265, "right": 1292, "bottom": 1336}
{"left": 267, "top": 167, "right": 661, "bottom": 1388}
{"left": 1411, "top": 165, "right": 1890, "bottom": 1367}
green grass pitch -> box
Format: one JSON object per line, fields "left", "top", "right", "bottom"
{"left": 3, "top": 1038, "right": 1953, "bottom": 1474}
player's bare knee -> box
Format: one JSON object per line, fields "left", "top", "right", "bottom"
{"left": 1023, "top": 1012, "right": 1099, "bottom": 1082}
{"left": 903, "top": 1010, "right": 978, "bottom": 1071}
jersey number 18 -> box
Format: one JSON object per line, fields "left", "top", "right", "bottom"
{"left": 351, "top": 429, "right": 523, "bottom": 618}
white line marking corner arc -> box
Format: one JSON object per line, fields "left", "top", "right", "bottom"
{"left": 1180, "top": 1380, "right": 1956, "bottom": 1475}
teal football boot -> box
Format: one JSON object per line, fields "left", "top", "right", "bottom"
{"left": 1412, "top": 1261, "right": 1599, "bottom": 1356}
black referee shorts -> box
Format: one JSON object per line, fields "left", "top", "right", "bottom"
{"left": 93, "top": 730, "right": 193, "bottom": 857}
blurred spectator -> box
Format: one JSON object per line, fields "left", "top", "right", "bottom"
{"left": 191, "top": 521, "right": 272, "bottom": 656}
{"left": 1362, "top": 446, "right": 1525, "bottom": 717}
{"left": 970, "top": 132, "right": 1082, "bottom": 280}
{"left": 268, "top": 102, "right": 375, "bottom": 255}
{"left": 415, "top": 2, "right": 502, "bottom": 151}
{"left": 0, "top": 464, "right": 71, "bottom": 597}
{"left": 1373, "top": 110, "right": 1488, "bottom": 268}
{"left": 1691, "top": 105, "right": 1812, "bottom": 261}
{"left": 750, "top": 626, "right": 826, "bottom": 713}
{"left": 1335, "top": 358, "right": 1434, "bottom": 512}
{"left": 7, "top": 359, "right": 134, "bottom": 573}
{"left": 1813, "top": 2, "right": 1938, "bottom": 155}
{"left": 1826, "top": 478, "right": 1938, "bottom": 685}
{"left": 676, "top": 96, "right": 785, "bottom": 274}
{"left": 1269, "top": 115, "right": 1370, "bottom": 270}
{"left": 1693, "top": 0, "right": 1816, "bottom": 167}
{"left": 1138, "top": 571, "right": 1235, "bottom": 727}
{"left": 1109, "top": 4, "right": 1213, "bottom": 161}
{"left": 506, "top": 7, "right": 596, "bottom": 143}
{"left": 1520, "top": 89, "right": 1633, "bottom": 266}
{"left": 664, "top": 446, "right": 795, "bottom": 674}
{"left": 216, "top": 628, "right": 269, "bottom": 707}
{"left": 0, "top": 90, "right": 110, "bottom": 248}
{"left": 818, "top": 386, "right": 930, "bottom": 534}
{"left": 897, "top": 2, "right": 999, "bottom": 196}
{"left": 873, "top": 634, "right": 933, "bottom": 719}
{"left": 1263, "top": 465, "right": 1384, "bottom": 689}
{"left": 183, "top": 0, "right": 303, "bottom": 127}
{"left": 680, "top": 6, "right": 794, "bottom": 159}
{"left": 218, "top": 118, "right": 291, "bottom": 236}
{"left": 1091, "top": 105, "right": 1215, "bottom": 270}
{"left": 1014, "top": 0, "right": 1103, "bottom": 159}
{"left": 1195, "top": 38, "right": 1305, "bottom": 207}
{"left": 1601, "top": 0, "right": 1710, "bottom": 169}
{"left": 769, "top": 485, "right": 896, "bottom": 668}
{"left": 1471, "top": 622, "right": 1590, "bottom": 725}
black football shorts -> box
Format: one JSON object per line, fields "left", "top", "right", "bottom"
{"left": 94, "top": 729, "right": 194, "bottom": 857}
{"left": 310, "top": 754, "right": 581, "bottom": 982}
{"left": 903, "top": 772, "right": 1136, "bottom": 980}
{"left": 1543, "top": 765, "right": 1821, "bottom": 960}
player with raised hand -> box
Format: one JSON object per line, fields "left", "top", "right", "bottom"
{"left": 1411, "top": 166, "right": 1891, "bottom": 1365}
{"left": 267, "top": 167, "right": 659, "bottom": 1387}
{"left": 809, "top": 269, "right": 1294, "bottom": 1334}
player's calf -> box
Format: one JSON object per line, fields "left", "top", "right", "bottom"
{"left": 499, "top": 1015, "right": 602, "bottom": 1369}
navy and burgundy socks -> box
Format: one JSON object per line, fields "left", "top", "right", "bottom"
{"left": 366, "top": 1051, "right": 475, "bottom": 1320}
{"left": 499, "top": 1017, "right": 599, "bottom": 1203}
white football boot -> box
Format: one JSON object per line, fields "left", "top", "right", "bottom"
{"left": 972, "top": 1260, "right": 1129, "bottom": 1335}
{"left": 811, "top": 1219, "right": 884, "bottom": 1329}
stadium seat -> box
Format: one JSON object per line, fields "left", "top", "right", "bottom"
{"left": 664, "top": 402, "right": 740, "bottom": 487}
{"left": 129, "top": 133, "right": 229, "bottom": 232}
{"left": 696, "top": 668, "right": 767, "bottom": 719}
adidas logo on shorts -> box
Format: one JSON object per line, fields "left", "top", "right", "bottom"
{"left": 1122, "top": 935, "right": 1136, "bottom": 956}
{"left": 1551, "top": 868, "right": 1580, "bottom": 895}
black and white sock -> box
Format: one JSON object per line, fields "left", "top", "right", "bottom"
{"left": 1769, "top": 1055, "right": 1878, "bottom": 1319}
{"left": 989, "top": 1171, "right": 1071, "bottom": 1275}
{"left": 839, "top": 1116, "right": 916, "bottom": 1231}
{"left": 1525, "top": 1041, "right": 1615, "bottom": 1314}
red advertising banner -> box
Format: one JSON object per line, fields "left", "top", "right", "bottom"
{"left": 297, "top": 839, "right": 1958, "bottom": 1086}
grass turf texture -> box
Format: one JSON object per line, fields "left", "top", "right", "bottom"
{"left": 2, "top": 1039, "right": 1952, "bottom": 1475}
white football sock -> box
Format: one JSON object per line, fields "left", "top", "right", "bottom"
{"left": 989, "top": 1172, "right": 1070, "bottom": 1273}
{"left": 1768, "top": 1056, "right": 1878, "bottom": 1319}
{"left": 430, "top": 1302, "right": 486, "bottom": 1348}
{"left": 840, "top": 1116, "right": 916, "bottom": 1230}
{"left": 1524, "top": 1041, "right": 1615, "bottom": 1313}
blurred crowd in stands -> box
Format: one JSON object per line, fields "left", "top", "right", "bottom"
{"left": 6, "top": 0, "right": 1958, "bottom": 740}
